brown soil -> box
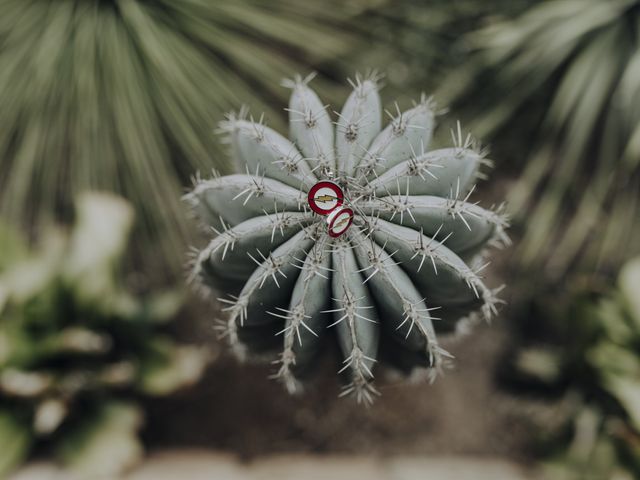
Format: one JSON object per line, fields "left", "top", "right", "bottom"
{"left": 145, "top": 304, "right": 542, "bottom": 463}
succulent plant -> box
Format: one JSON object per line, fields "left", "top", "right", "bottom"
{"left": 186, "top": 73, "right": 508, "bottom": 402}
{"left": 0, "top": 193, "right": 209, "bottom": 477}
{"left": 505, "top": 257, "right": 640, "bottom": 479}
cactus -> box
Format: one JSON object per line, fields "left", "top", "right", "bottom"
{"left": 186, "top": 73, "right": 508, "bottom": 403}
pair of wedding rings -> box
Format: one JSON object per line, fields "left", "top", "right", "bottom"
{"left": 307, "top": 181, "right": 354, "bottom": 238}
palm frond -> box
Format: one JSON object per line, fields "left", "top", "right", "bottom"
{"left": 446, "top": 0, "right": 640, "bottom": 280}
{"left": 0, "top": 0, "right": 366, "bottom": 274}
{"left": 345, "top": 0, "right": 532, "bottom": 99}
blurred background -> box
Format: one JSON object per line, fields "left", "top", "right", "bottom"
{"left": 1, "top": 0, "right": 640, "bottom": 479}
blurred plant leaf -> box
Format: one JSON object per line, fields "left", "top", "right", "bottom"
{"left": 513, "top": 347, "right": 562, "bottom": 384}
{"left": 506, "top": 256, "right": 640, "bottom": 477}
{"left": 596, "top": 298, "right": 634, "bottom": 346}
{"left": 64, "top": 192, "right": 133, "bottom": 305}
{"left": 588, "top": 343, "right": 640, "bottom": 379}
{"left": 0, "top": 369, "right": 53, "bottom": 398}
{"left": 137, "top": 337, "right": 208, "bottom": 396}
{"left": 33, "top": 397, "right": 68, "bottom": 436}
{"left": 0, "top": 230, "right": 65, "bottom": 309}
{"left": 620, "top": 257, "right": 640, "bottom": 324}
{"left": 55, "top": 402, "right": 144, "bottom": 477}
{"left": 602, "top": 374, "right": 640, "bottom": 433}
{"left": 0, "top": 409, "right": 32, "bottom": 477}
{"left": 0, "top": 222, "right": 27, "bottom": 271}
{"left": 140, "top": 290, "right": 186, "bottom": 325}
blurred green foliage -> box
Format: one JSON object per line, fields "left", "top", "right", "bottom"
{"left": 446, "top": 0, "right": 640, "bottom": 280}
{"left": 0, "top": 193, "right": 209, "bottom": 477}
{"left": 504, "top": 257, "right": 640, "bottom": 479}
{"left": 351, "top": 0, "right": 531, "bottom": 98}
{"left": 0, "top": 0, "right": 373, "bottom": 273}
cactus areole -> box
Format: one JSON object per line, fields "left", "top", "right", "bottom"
{"left": 185, "top": 72, "right": 510, "bottom": 403}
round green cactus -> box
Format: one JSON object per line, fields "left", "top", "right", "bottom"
{"left": 186, "top": 73, "right": 509, "bottom": 403}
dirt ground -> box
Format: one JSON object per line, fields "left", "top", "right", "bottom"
{"left": 12, "top": 451, "right": 539, "bottom": 480}
{"left": 144, "top": 301, "right": 546, "bottom": 463}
